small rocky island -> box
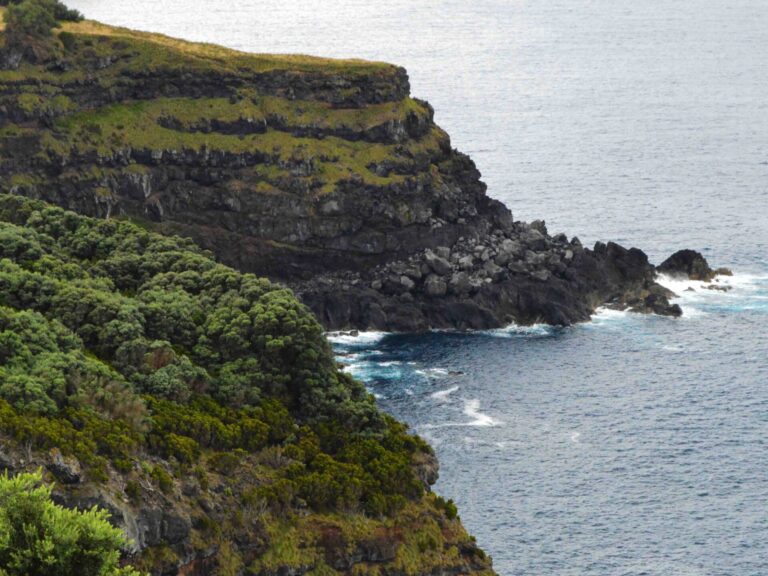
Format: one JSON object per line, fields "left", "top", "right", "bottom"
{"left": 0, "top": 5, "right": 725, "bottom": 334}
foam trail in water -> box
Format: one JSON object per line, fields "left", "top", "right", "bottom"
{"left": 415, "top": 367, "right": 450, "bottom": 378}
{"left": 463, "top": 399, "right": 501, "bottom": 427}
{"left": 430, "top": 385, "right": 459, "bottom": 401}
{"left": 570, "top": 431, "right": 581, "bottom": 443}
{"left": 420, "top": 398, "right": 501, "bottom": 429}
{"left": 590, "top": 307, "right": 632, "bottom": 322}
{"left": 656, "top": 271, "right": 768, "bottom": 316}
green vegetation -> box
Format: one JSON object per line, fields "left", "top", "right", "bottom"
{"left": 0, "top": 6, "right": 494, "bottom": 573}
{"left": 51, "top": 97, "right": 422, "bottom": 192}
{"left": 0, "top": 4, "right": 391, "bottom": 73}
{"left": 0, "top": 1, "right": 444, "bottom": 199}
{"left": 0, "top": 194, "right": 428, "bottom": 512}
{"left": 0, "top": 196, "right": 491, "bottom": 574}
{"left": 1, "top": 0, "right": 81, "bottom": 40}
{"left": 0, "top": 470, "right": 141, "bottom": 576}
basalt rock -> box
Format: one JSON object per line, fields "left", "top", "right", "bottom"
{"left": 658, "top": 249, "right": 717, "bottom": 281}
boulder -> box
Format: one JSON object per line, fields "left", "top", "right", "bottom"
{"left": 424, "top": 250, "right": 452, "bottom": 276}
{"left": 449, "top": 271, "right": 471, "bottom": 295}
{"left": 494, "top": 251, "right": 511, "bottom": 266}
{"left": 499, "top": 238, "right": 522, "bottom": 256}
{"left": 531, "top": 269, "right": 551, "bottom": 282}
{"left": 424, "top": 274, "right": 447, "bottom": 297}
{"left": 657, "top": 249, "right": 717, "bottom": 281}
{"left": 457, "top": 255, "right": 475, "bottom": 271}
{"left": 381, "top": 274, "right": 413, "bottom": 295}
{"left": 482, "top": 260, "right": 505, "bottom": 282}
{"left": 530, "top": 219, "right": 548, "bottom": 235}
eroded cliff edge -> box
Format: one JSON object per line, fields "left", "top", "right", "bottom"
{"left": 0, "top": 11, "right": 692, "bottom": 332}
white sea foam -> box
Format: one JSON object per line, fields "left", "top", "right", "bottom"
{"left": 420, "top": 398, "right": 501, "bottom": 429}
{"left": 462, "top": 399, "right": 501, "bottom": 427}
{"left": 656, "top": 271, "right": 768, "bottom": 317}
{"left": 326, "top": 330, "right": 389, "bottom": 345}
{"left": 656, "top": 271, "right": 767, "bottom": 297}
{"left": 662, "top": 345, "right": 684, "bottom": 353}
{"left": 482, "top": 323, "right": 554, "bottom": 338}
{"left": 415, "top": 367, "right": 450, "bottom": 378}
{"left": 430, "top": 385, "right": 459, "bottom": 401}
{"left": 586, "top": 306, "right": 633, "bottom": 328}
{"left": 585, "top": 271, "right": 767, "bottom": 324}
{"left": 570, "top": 431, "right": 581, "bottom": 443}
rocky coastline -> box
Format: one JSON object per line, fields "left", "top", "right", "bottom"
{"left": 0, "top": 8, "right": 736, "bottom": 576}
{"left": 0, "top": 16, "right": 725, "bottom": 334}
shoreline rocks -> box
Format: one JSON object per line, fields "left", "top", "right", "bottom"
{"left": 295, "top": 217, "right": 699, "bottom": 331}
{"left": 658, "top": 249, "right": 732, "bottom": 282}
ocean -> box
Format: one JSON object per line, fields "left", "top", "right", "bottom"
{"left": 68, "top": 1, "right": 768, "bottom": 574}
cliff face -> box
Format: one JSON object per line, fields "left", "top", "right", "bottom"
{"left": 0, "top": 11, "right": 683, "bottom": 332}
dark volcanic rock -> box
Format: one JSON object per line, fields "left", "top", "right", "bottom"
{"left": 47, "top": 448, "right": 82, "bottom": 484}
{"left": 657, "top": 249, "right": 717, "bottom": 281}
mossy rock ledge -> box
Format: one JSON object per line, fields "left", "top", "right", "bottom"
{"left": 0, "top": 8, "right": 700, "bottom": 332}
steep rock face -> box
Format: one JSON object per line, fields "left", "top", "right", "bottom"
{"left": 0, "top": 13, "right": 687, "bottom": 332}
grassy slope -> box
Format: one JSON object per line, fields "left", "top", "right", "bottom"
{"left": 0, "top": 6, "right": 447, "bottom": 197}
{"left": 0, "top": 7, "right": 391, "bottom": 73}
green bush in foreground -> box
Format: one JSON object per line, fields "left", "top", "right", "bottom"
{"left": 0, "top": 470, "right": 142, "bottom": 576}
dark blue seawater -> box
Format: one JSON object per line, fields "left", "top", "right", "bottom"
{"left": 330, "top": 275, "right": 768, "bottom": 576}
{"left": 69, "top": 1, "right": 768, "bottom": 573}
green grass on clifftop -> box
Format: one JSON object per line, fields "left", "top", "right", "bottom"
{"left": 0, "top": 6, "right": 449, "bottom": 198}
{"left": 0, "top": 6, "right": 393, "bottom": 74}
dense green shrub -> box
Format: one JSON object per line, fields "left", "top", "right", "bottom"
{"left": 0, "top": 0, "right": 82, "bottom": 21}
{"left": 3, "top": 0, "right": 58, "bottom": 38}
{"left": 149, "top": 466, "right": 173, "bottom": 494}
{"left": 2, "top": 0, "right": 82, "bottom": 40}
{"left": 0, "top": 194, "right": 377, "bottom": 427}
{"left": 0, "top": 470, "right": 142, "bottom": 576}
{"left": 0, "top": 195, "right": 431, "bottom": 518}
